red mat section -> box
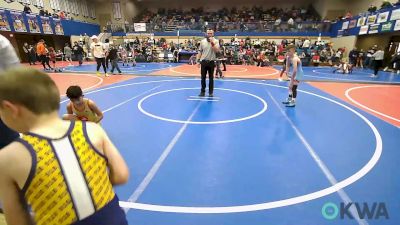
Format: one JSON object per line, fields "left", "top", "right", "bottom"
{"left": 47, "top": 72, "right": 136, "bottom": 96}
{"left": 151, "top": 64, "right": 282, "bottom": 79}
{"left": 311, "top": 82, "right": 400, "bottom": 127}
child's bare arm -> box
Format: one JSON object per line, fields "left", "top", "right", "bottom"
{"left": 0, "top": 144, "right": 34, "bottom": 225}
{"left": 88, "top": 100, "right": 104, "bottom": 123}
{"left": 86, "top": 124, "right": 129, "bottom": 185}
{"left": 66, "top": 102, "right": 73, "bottom": 114}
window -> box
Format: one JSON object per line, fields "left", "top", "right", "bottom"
{"left": 49, "top": 0, "right": 60, "bottom": 11}
{"left": 113, "top": 1, "right": 122, "bottom": 20}
{"left": 80, "top": 0, "right": 89, "bottom": 17}
{"left": 32, "top": 0, "right": 44, "bottom": 8}
{"left": 89, "top": 7, "right": 96, "bottom": 19}
{"left": 17, "top": 0, "right": 31, "bottom": 4}
{"left": 72, "top": 0, "right": 79, "bottom": 15}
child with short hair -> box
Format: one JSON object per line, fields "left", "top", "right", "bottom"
{"left": 48, "top": 47, "right": 62, "bottom": 72}
{"left": 119, "top": 46, "right": 128, "bottom": 66}
{"left": 0, "top": 67, "right": 129, "bottom": 225}
{"left": 63, "top": 85, "right": 104, "bottom": 123}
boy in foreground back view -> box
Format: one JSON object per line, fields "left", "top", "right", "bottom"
{"left": 0, "top": 67, "right": 129, "bottom": 225}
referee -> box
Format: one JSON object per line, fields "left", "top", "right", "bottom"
{"left": 196, "top": 29, "right": 220, "bottom": 97}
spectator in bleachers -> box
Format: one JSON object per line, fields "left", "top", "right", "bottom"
{"left": 381, "top": 1, "right": 394, "bottom": 9}
{"left": 23, "top": 4, "right": 32, "bottom": 14}
{"left": 368, "top": 4, "right": 377, "bottom": 13}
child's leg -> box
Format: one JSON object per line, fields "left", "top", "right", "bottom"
{"left": 96, "top": 58, "right": 101, "bottom": 71}
{"left": 46, "top": 58, "right": 52, "bottom": 69}
{"left": 114, "top": 59, "right": 122, "bottom": 73}
{"left": 110, "top": 59, "right": 116, "bottom": 73}
{"left": 101, "top": 58, "right": 107, "bottom": 73}
{"left": 41, "top": 55, "right": 47, "bottom": 69}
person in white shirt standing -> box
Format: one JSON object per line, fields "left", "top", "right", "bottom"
{"left": 196, "top": 29, "right": 220, "bottom": 97}
{"left": 372, "top": 48, "right": 384, "bottom": 77}
{"left": 90, "top": 35, "right": 109, "bottom": 77}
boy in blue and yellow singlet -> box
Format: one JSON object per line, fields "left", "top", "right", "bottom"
{"left": 0, "top": 67, "right": 129, "bottom": 225}
{"left": 63, "top": 85, "right": 103, "bottom": 123}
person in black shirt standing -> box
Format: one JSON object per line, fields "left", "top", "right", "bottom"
{"left": 73, "top": 41, "right": 84, "bottom": 66}
{"left": 108, "top": 45, "right": 122, "bottom": 74}
{"left": 196, "top": 29, "right": 220, "bottom": 97}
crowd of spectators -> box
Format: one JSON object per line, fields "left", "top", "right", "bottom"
{"left": 110, "top": 5, "right": 329, "bottom": 33}
{"left": 21, "top": 3, "right": 73, "bottom": 20}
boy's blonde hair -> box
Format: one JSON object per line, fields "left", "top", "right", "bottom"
{"left": 0, "top": 67, "right": 60, "bottom": 114}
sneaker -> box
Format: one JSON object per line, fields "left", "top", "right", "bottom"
{"left": 96, "top": 71, "right": 101, "bottom": 76}
{"left": 278, "top": 78, "right": 283, "bottom": 82}
{"left": 397, "top": 71, "right": 400, "bottom": 75}
{"left": 209, "top": 93, "right": 214, "bottom": 97}
{"left": 198, "top": 92, "right": 205, "bottom": 97}
{"left": 282, "top": 98, "right": 292, "bottom": 104}
{"left": 105, "top": 73, "right": 110, "bottom": 77}
{"left": 286, "top": 100, "right": 296, "bottom": 107}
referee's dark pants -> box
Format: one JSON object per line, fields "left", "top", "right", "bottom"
{"left": 373, "top": 60, "right": 383, "bottom": 76}
{"left": 0, "top": 119, "right": 18, "bottom": 149}
{"left": 200, "top": 60, "right": 215, "bottom": 94}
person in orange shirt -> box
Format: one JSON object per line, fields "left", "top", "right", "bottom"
{"left": 37, "top": 39, "right": 52, "bottom": 70}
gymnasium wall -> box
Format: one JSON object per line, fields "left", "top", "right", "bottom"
{"left": 96, "top": 0, "right": 142, "bottom": 26}
{"left": 356, "top": 32, "right": 393, "bottom": 51}
{"left": 0, "top": 0, "right": 98, "bottom": 23}
{"left": 313, "top": 0, "right": 399, "bottom": 19}
{"left": 138, "top": 0, "right": 313, "bottom": 12}
{"left": 330, "top": 35, "right": 357, "bottom": 58}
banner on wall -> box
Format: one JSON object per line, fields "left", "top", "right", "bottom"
{"left": 394, "top": 20, "right": 400, "bottom": 31}
{"left": 381, "top": 21, "right": 393, "bottom": 32}
{"left": 368, "top": 24, "right": 379, "bottom": 34}
{"left": 10, "top": 11, "right": 27, "bottom": 32}
{"left": 391, "top": 9, "right": 400, "bottom": 20}
{"left": 357, "top": 17, "right": 366, "bottom": 27}
{"left": 341, "top": 21, "right": 349, "bottom": 30}
{"left": 377, "top": 12, "right": 389, "bottom": 23}
{"left": 41, "top": 16, "right": 53, "bottom": 34}
{"left": 26, "top": 14, "right": 40, "bottom": 33}
{"left": 53, "top": 18, "right": 64, "bottom": 35}
{"left": 349, "top": 19, "right": 357, "bottom": 29}
{"left": 134, "top": 23, "right": 146, "bottom": 32}
{"left": 359, "top": 25, "right": 369, "bottom": 35}
{"left": 367, "top": 15, "right": 377, "bottom": 25}
{"left": 0, "top": 10, "right": 11, "bottom": 31}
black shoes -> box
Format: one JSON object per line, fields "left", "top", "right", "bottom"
{"left": 198, "top": 92, "right": 214, "bottom": 97}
